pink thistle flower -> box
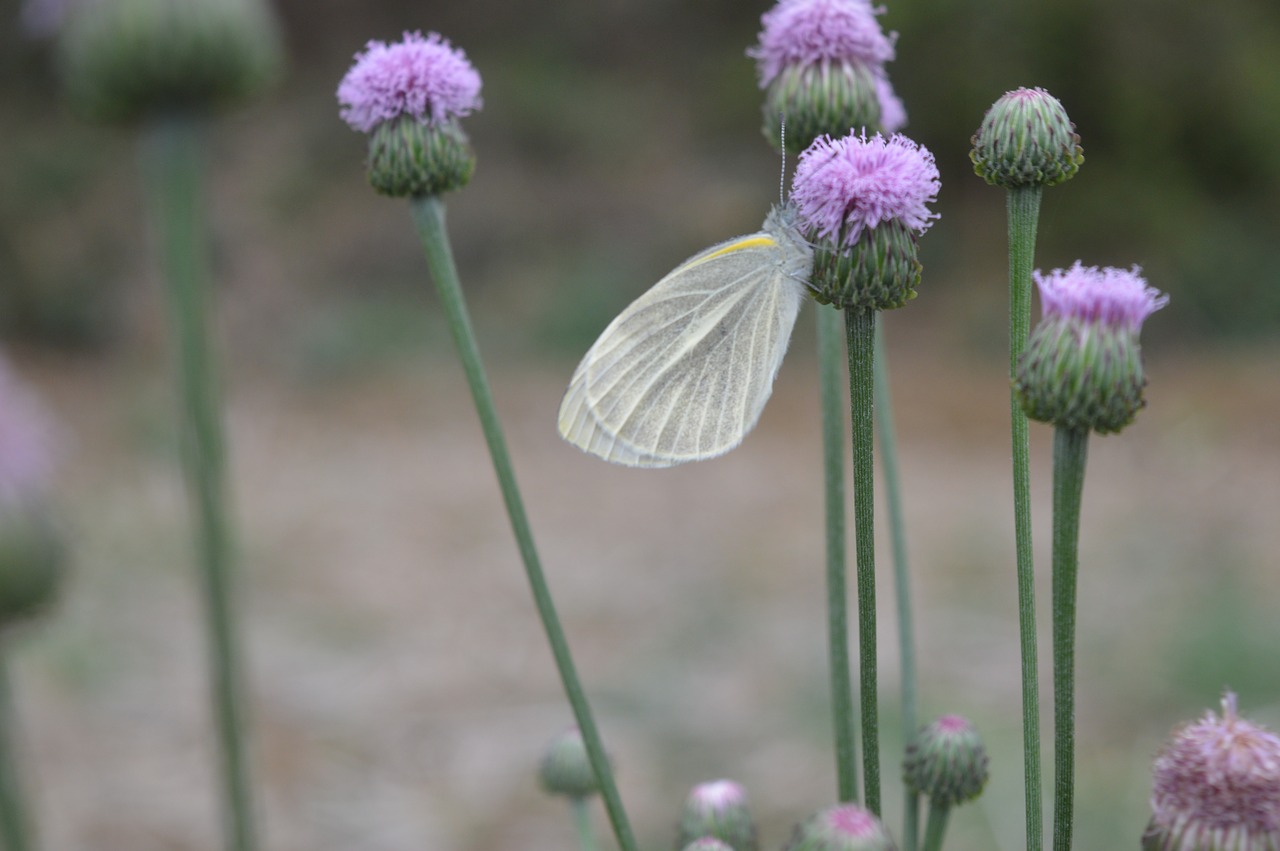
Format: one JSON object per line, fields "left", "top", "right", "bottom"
{"left": 790, "top": 132, "right": 939, "bottom": 245}
{"left": 1035, "top": 262, "right": 1168, "bottom": 332}
{"left": 1144, "top": 693, "right": 1280, "bottom": 850}
{"left": 874, "top": 74, "right": 907, "bottom": 133}
{"left": 337, "top": 31, "right": 482, "bottom": 134}
{"left": 750, "top": 0, "right": 896, "bottom": 88}
{"left": 786, "top": 803, "right": 896, "bottom": 850}
{"left": 0, "top": 358, "right": 58, "bottom": 508}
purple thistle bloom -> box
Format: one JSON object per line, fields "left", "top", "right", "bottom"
{"left": 0, "top": 357, "right": 58, "bottom": 508}
{"left": 750, "top": 0, "right": 896, "bottom": 88}
{"left": 1145, "top": 693, "right": 1280, "bottom": 850}
{"left": 791, "top": 132, "right": 939, "bottom": 245}
{"left": 1035, "top": 262, "right": 1168, "bottom": 332}
{"left": 337, "top": 31, "right": 482, "bottom": 134}
{"left": 874, "top": 74, "right": 907, "bottom": 133}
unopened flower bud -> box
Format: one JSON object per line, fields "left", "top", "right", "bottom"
{"left": 337, "top": 31, "right": 482, "bottom": 198}
{"left": 903, "top": 715, "right": 989, "bottom": 808}
{"left": 538, "top": 727, "right": 601, "bottom": 800}
{"left": 785, "top": 804, "right": 896, "bottom": 851}
{"left": 1015, "top": 262, "right": 1167, "bottom": 434}
{"left": 682, "top": 839, "right": 735, "bottom": 851}
{"left": 1143, "top": 693, "right": 1280, "bottom": 851}
{"left": 677, "top": 780, "right": 757, "bottom": 851}
{"left": 971, "top": 87, "right": 1083, "bottom": 189}
{"left": 790, "top": 132, "right": 939, "bottom": 311}
{"left": 58, "top": 0, "right": 283, "bottom": 123}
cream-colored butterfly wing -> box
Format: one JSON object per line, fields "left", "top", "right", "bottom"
{"left": 558, "top": 208, "right": 813, "bottom": 467}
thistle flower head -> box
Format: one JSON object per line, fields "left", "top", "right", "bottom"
{"left": 1143, "top": 693, "right": 1280, "bottom": 851}
{"left": 791, "top": 132, "right": 938, "bottom": 244}
{"left": 750, "top": 0, "right": 896, "bottom": 88}
{"left": 338, "top": 31, "right": 482, "bottom": 198}
{"left": 537, "top": 726, "right": 601, "bottom": 800}
{"left": 790, "top": 132, "right": 938, "bottom": 310}
{"left": 903, "top": 714, "right": 990, "bottom": 808}
{"left": 1035, "top": 262, "right": 1169, "bottom": 332}
{"left": 1016, "top": 262, "right": 1168, "bottom": 433}
{"left": 785, "top": 804, "right": 896, "bottom": 851}
{"left": 677, "top": 779, "right": 758, "bottom": 851}
{"left": 683, "top": 840, "right": 736, "bottom": 851}
{"left": 751, "top": 0, "right": 900, "bottom": 152}
{"left": 57, "top": 0, "right": 283, "bottom": 123}
{"left": 337, "top": 31, "right": 482, "bottom": 133}
{"left": 971, "top": 86, "right": 1083, "bottom": 188}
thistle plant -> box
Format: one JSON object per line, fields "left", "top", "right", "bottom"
{"left": 785, "top": 803, "right": 898, "bottom": 851}
{"left": 676, "top": 780, "right": 758, "bottom": 851}
{"left": 751, "top": 5, "right": 919, "bottom": 835}
{"left": 0, "top": 359, "right": 65, "bottom": 851}
{"left": 539, "top": 727, "right": 605, "bottom": 851}
{"left": 1144, "top": 693, "right": 1280, "bottom": 851}
{"left": 1014, "top": 262, "right": 1166, "bottom": 851}
{"left": 902, "top": 715, "right": 989, "bottom": 851}
{"left": 338, "top": 32, "right": 636, "bottom": 851}
{"left": 971, "top": 85, "right": 1083, "bottom": 851}
{"left": 55, "top": 2, "right": 283, "bottom": 849}
{"left": 790, "top": 131, "right": 940, "bottom": 817}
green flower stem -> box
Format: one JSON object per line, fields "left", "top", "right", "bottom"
{"left": 920, "top": 803, "right": 951, "bottom": 851}
{"left": 1051, "top": 426, "right": 1088, "bottom": 851}
{"left": 570, "top": 798, "right": 597, "bottom": 851}
{"left": 144, "top": 116, "right": 258, "bottom": 851}
{"left": 874, "top": 319, "right": 917, "bottom": 849}
{"left": 844, "top": 306, "right": 880, "bottom": 815}
{"left": 408, "top": 196, "right": 638, "bottom": 851}
{"left": 816, "top": 305, "right": 858, "bottom": 804}
{"left": 0, "top": 657, "right": 33, "bottom": 851}
{"left": 1007, "top": 184, "right": 1044, "bottom": 851}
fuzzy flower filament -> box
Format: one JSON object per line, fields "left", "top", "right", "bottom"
{"left": 1145, "top": 693, "right": 1280, "bottom": 851}
{"left": 751, "top": 0, "right": 904, "bottom": 151}
{"left": 1015, "top": 262, "right": 1167, "bottom": 434}
{"left": 790, "top": 132, "right": 939, "bottom": 311}
{"left": 337, "top": 31, "right": 483, "bottom": 198}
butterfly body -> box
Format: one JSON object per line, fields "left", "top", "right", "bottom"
{"left": 559, "top": 206, "right": 813, "bottom": 467}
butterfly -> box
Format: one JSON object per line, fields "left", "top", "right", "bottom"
{"left": 558, "top": 205, "right": 813, "bottom": 467}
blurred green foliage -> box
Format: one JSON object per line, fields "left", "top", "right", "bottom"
{"left": 1, "top": 0, "right": 1277, "bottom": 351}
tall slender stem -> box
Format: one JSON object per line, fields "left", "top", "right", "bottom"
{"left": 144, "top": 116, "right": 258, "bottom": 851}
{"left": 1051, "top": 426, "right": 1088, "bottom": 851}
{"left": 409, "top": 196, "right": 637, "bottom": 851}
{"left": 1007, "top": 184, "right": 1044, "bottom": 851}
{"left": 874, "top": 318, "right": 917, "bottom": 848}
{"left": 816, "top": 305, "right": 858, "bottom": 803}
{"left": 0, "top": 657, "right": 33, "bottom": 851}
{"left": 920, "top": 803, "right": 951, "bottom": 851}
{"left": 570, "top": 798, "right": 598, "bottom": 851}
{"left": 845, "top": 306, "right": 880, "bottom": 815}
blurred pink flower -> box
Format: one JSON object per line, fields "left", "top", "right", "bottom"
{"left": 0, "top": 357, "right": 59, "bottom": 507}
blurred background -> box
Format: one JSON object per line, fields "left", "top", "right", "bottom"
{"left": 0, "top": 0, "right": 1278, "bottom": 848}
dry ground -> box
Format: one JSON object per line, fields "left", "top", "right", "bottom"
{"left": 9, "top": 331, "right": 1280, "bottom": 851}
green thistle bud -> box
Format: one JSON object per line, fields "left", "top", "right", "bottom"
{"left": 763, "top": 61, "right": 882, "bottom": 155}
{"left": 1014, "top": 263, "right": 1167, "bottom": 434}
{"left": 971, "top": 87, "right": 1083, "bottom": 189}
{"left": 0, "top": 508, "right": 66, "bottom": 631}
{"left": 538, "top": 727, "right": 601, "bottom": 800}
{"left": 676, "top": 780, "right": 757, "bottom": 851}
{"left": 785, "top": 804, "right": 896, "bottom": 851}
{"left": 903, "top": 715, "right": 989, "bottom": 808}
{"left": 366, "top": 115, "right": 476, "bottom": 199}
{"left": 810, "top": 218, "right": 921, "bottom": 312}
{"left": 58, "top": 0, "right": 283, "bottom": 124}
{"left": 682, "top": 840, "right": 735, "bottom": 851}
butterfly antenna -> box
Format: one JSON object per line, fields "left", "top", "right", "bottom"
{"left": 778, "top": 116, "right": 787, "bottom": 207}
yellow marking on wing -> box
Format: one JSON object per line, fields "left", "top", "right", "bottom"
{"left": 691, "top": 235, "right": 778, "bottom": 265}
